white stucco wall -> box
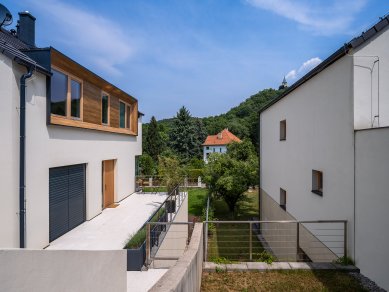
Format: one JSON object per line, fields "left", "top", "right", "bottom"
{"left": 260, "top": 55, "right": 355, "bottom": 256}
{"left": 203, "top": 145, "right": 227, "bottom": 163}
{"left": 355, "top": 127, "right": 389, "bottom": 290}
{"left": 354, "top": 25, "right": 389, "bottom": 129}
{"left": 0, "top": 249, "right": 127, "bottom": 292}
{"left": 0, "top": 56, "right": 142, "bottom": 249}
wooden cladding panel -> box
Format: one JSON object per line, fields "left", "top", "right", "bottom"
{"left": 110, "top": 96, "right": 120, "bottom": 128}
{"left": 83, "top": 82, "right": 102, "bottom": 125}
{"left": 50, "top": 48, "right": 139, "bottom": 135}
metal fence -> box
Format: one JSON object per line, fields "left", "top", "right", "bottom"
{"left": 135, "top": 175, "right": 203, "bottom": 192}
{"left": 146, "top": 222, "right": 194, "bottom": 269}
{"left": 204, "top": 220, "right": 347, "bottom": 263}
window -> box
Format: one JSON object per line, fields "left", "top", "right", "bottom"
{"left": 119, "top": 100, "right": 131, "bottom": 129}
{"left": 51, "top": 69, "right": 68, "bottom": 116}
{"left": 206, "top": 146, "right": 209, "bottom": 150}
{"left": 220, "top": 148, "right": 222, "bottom": 152}
{"left": 280, "top": 120, "right": 286, "bottom": 140}
{"left": 312, "top": 170, "right": 323, "bottom": 196}
{"left": 102, "top": 94, "right": 109, "bottom": 124}
{"left": 280, "top": 188, "right": 286, "bottom": 210}
{"left": 213, "top": 148, "right": 215, "bottom": 152}
{"left": 51, "top": 68, "right": 82, "bottom": 119}
{"left": 71, "top": 80, "right": 81, "bottom": 118}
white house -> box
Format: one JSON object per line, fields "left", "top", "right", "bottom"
{"left": 202, "top": 128, "right": 241, "bottom": 163}
{"left": 259, "top": 16, "right": 389, "bottom": 289}
{"left": 0, "top": 11, "right": 142, "bottom": 249}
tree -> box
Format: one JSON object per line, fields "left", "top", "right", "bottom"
{"left": 145, "top": 116, "right": 164, "bottom": 160}
{"left": 193, "top": 119, "right": 207, "bottom": 158}
{"left": 169, "top": 106, "right": 198, "bottom": 161}
{"left": 204, "top": 140, "right": 258, "bottom": 216}
{"left": 139, "top": 154, "right": 155, "bottom": 175}
{"left": 158, "top": 156, "right": 183, "bottom": 193}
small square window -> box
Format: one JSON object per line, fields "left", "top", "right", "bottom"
{"left": 280, "top": 120, "right": 286, "bottom": 141}
{"left": 312, "top": 170, "right": 323, "bottom": 196}
{"left": 213, "top": 148, "right": 215, "bottom": 152}
{"left": 206, "top": 146, "right": 209, "bottom": 150}
{"left": 280, "top": 188, "right": 286, "bottom": 210}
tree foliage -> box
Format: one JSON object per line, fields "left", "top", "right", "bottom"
{"left": 139, "top": 154, "right": 155, "bottom": 175}
{"left": 158, "top": 156, "right": 183, "bottom": 192}
{"left": 204, "top": 140, "right": 258, "bottom": 216}
{"left": 145, "top": 116, "right": 164, "bottom": 160}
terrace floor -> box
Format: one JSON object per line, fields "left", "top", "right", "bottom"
{"left": 46, "top": 192, "right": 168, "bottom": 250}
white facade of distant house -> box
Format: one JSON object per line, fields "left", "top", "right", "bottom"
{"left": 259, "top": 22, "right": 389, "bottom": 290}
{"left": 0, "top": 53, "right": 142, "bottom": 249}
{"left": 203, "top": 145, "right": 227, "bottom": 163}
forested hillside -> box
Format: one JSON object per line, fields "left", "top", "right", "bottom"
{"left": 143, "top": 88, "right": 282, "bottom": 153}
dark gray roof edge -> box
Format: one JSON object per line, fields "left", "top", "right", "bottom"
{"left": 138, "top": 111, "right": 145, "bottom": 117}
{"left": 0, "top": 40, "right": 51, "bottom": 75}
{"left": 259, "top": 15, "right": 389, "bottom": 115}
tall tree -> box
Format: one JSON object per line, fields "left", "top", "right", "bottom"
{"left": 169, "top": 106, "right": 198, "bottom": 161}
{"left": 193, "top": 119, "right": 207, "bottom": 158}
{"left": 145, "top": 116, "right": 164, "bottom": 160}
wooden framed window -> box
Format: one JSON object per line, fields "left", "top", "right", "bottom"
{"left": 101, "top": 93, "right": 109, "bottom": 125}
{"left": 312, "top": 170, "right": 323, "bottom": 196}
{"left": 280, "top": 188, "right": 286, "bottom": 210}
{"left": 51, "top": 67, "right": 83, "bottom": 120}
{"left": 280, "top": 120, "right": 286, "bottom": 141}
{"left": 119, "top": 100, "right": 131, "bottom": 129}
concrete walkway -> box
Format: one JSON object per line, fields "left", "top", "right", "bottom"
{"left": 127, "top": 269, "right": 169, "bottom": 292}
{"left": 47, "top": 192, "right": 168, "bottom": 250}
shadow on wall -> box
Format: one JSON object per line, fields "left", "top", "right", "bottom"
{"left": 47, "top": 126, "right": 138, "bottom": 142}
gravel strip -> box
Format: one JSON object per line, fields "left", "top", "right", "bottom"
{"left": 349, "top": 272, "right": 386, "bottom": 292}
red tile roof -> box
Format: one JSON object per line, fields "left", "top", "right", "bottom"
{"left": 202, "top": 129, "right": 241, "bottom": 146}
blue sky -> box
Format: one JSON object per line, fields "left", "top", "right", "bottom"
{"left": 2, "top": 0, "right": 387, "bottom": 121}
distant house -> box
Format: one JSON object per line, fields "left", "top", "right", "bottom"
{"left": 259, "top": 16, "right": 389, "bottom": 290}
{"left": 202, "top": 129, "right": 241, "bottom": 163}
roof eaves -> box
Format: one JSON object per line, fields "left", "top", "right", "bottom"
{"left": 259, "top": 15, "right": 389, "bottom": 115}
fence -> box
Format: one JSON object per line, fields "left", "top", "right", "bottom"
{"left": 204, "top": 220, "right": 347, "bottom": 263}
{"left": 135, "top": 176, "right": 203, "bottom": 191}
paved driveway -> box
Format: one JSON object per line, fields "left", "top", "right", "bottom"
{"left": 46, "top": 192, "right": 168, "bottom": 250}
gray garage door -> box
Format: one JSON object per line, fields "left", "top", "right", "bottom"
{"left": 49, "top": 164, "right": 86, "bottom": 242}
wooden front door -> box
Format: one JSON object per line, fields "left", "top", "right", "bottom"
{"left": 103, "top": 160, "right": 115, "bottom": 208}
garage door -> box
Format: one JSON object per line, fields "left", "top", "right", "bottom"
{"left": 49, "top": 164, "right": 86, "bottom": 242}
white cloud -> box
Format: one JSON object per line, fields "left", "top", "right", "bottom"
{"left": 246, "top": 0, "right": 367, "bottom": 35}
{"left": 286, "top": 57, "right": 322, "bottom": 81}
{"left": 28, "top": 0, "right": 134, "bottom": 76}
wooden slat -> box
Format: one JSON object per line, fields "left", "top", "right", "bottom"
{"left": 50, "top": 115, "right": 137, "bottom": 136}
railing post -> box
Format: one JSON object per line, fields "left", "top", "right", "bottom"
{"left": 296, "top": 222, "right": 300, "bottom": 262}
{"left": 149, "top": 177, "right": 153, "bottom": 187}
{"left": 146, "top": 223, "right": 151, "bottom": 266}
{"left": 249, "top": 222, "right": 253, "bottom": 261}
{"left": 198, "top": 176, "right": 201, "bottom": 188}
{"left": 344, "top": 221, "right": 347, "bottom": 259}
{"left": 204, "top": 222, "right": 208, "bottom": 261}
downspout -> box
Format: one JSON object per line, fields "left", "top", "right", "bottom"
{"left": 19, "top": 66, "right": 34, "bottom": 248}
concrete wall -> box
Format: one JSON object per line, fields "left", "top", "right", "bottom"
{"left": 203, "top": 145, "right": 227, "bottom": 163}
{"left": 154, "top": 192, "right": 189, "bottom": 268}
{"left": 355, "top": 128, "right": 389, "bottom": 290}
{"left": 0, "top": 56, "right": 142, "bottom": 249}
{"left": 354, "top": 25, "right": 389, "bottom": 129}
{"left": 261, "top": 189, "right": 338, "bottom": 262}
{"left": 0, "top": 249, "right": 127, "bottom": 292}
{"left": 260, "top": 55, "right": 355, "bottom": 256}
{"left": 150, "top": 223, "right": 203, "bottom": 292}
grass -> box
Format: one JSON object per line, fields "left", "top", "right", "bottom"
{"left": 201, "top": 270, "right": 367, "bottom": 292}
{"left": 208, "top": 190, "right": 264, "bottom": 262}
{"left": 188, "top": 188, "right": 208, "bottom": 217}
{"left": 142, "top": 186, "right": 167, "bottom": 192}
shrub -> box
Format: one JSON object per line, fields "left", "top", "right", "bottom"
{"left": 255, "top": 250, "right": 276, "bottom": 264}
{"left": 211, "top": 257, "right": 232, "bottom": 264}
{"left": 334, "top": 256, "right": 355, "bottom": 266}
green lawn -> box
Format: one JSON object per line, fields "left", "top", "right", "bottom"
{"left": 188, "top": 188, "right": 208, "bottom": 217}
{"left": 207, "top": 190, "right": 263, "bottom": 262}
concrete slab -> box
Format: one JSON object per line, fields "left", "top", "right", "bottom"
{"left": 127, "top": 269, "right": 168, "bottom": 292}
{"left": 226, "top": 263, "right": 248, "bottom": 271}
{"left": 308, "top": 262, "right": 336, "bottom": 270}
{"left": 47, "top": 192, "right": 168, "bottom": 250}
{"left": 267, "top": 262, "right": 291, "bottom": 270}
{"left": 203, "top": 262, "right": 226, "bottom": 272}
{"left": 246, "top": 262, "right": 269, "bottom": 270}
{"left": 289, "top": 262, "right": 312, "bottom": 270}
